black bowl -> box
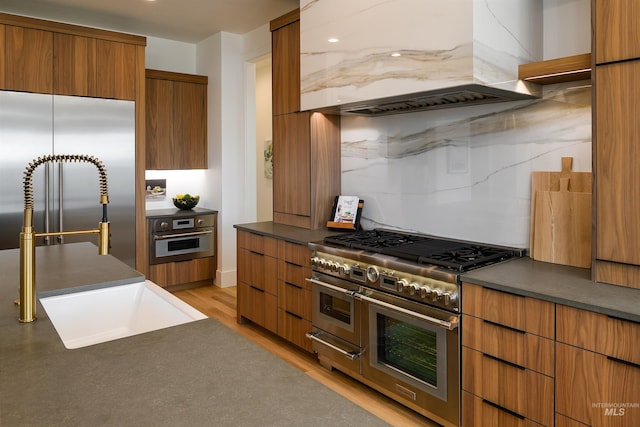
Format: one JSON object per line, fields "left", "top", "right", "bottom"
{"left": 173, "top": 196, "right": 199, "bottom": 210}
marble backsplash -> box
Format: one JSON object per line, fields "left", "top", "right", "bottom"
{"left": 340, "top": 81, "right": 592, "bottom": 248}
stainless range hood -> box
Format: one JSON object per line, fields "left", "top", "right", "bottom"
{"left": 300, "top": 0, "right": 543, "bottom": 116}
{"left": 336, "top": 83, "right": 538, "bottom": 116}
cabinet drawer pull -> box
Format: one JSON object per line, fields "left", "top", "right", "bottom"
{"left": 482, "top": 352, "right": 526, "bottom": 370}
{"left": 285, "top": 310, "right": 302, "bottom": 320}
{"left": 249, "top": 285, "right": 265, "bottom": 293}
{"left": 285, "top": 281, "right": 303, "bottom": 290}
{"left": 285, "top": 260, "right": 303, "bottom": 268}
{"left": 249, "top": 250, "right": 264, "bottom": 256}
{"left": 482, "top": 319, "right": 526, "bottom": 334}
{"left": 607, "top": 355, "right": 640, "bottom": 370}
{"left": 482, "top": 399, "right": 526, "bottom": 420}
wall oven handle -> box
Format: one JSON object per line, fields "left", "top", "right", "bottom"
{"left": 153, "top": 230, "right": 213, "bottom": 240}
{"left": 306, "top": 278, "right": 357, "bottom": 296}
{"left": 356, "top": 293, "right": 458, "bottom": 330}
{"left": 305, "top": 332, "right": 361, "bottom": 361}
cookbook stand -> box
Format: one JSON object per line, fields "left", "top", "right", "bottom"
{"left": 327, "top": 196, "right": 364, "bottom": 231}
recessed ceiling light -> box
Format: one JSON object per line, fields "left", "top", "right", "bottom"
{"left": 391, "top": 52, "right": 401, "bottom": 57}
{"left": 328, "top": 38, "right": 339, "bottom": 43}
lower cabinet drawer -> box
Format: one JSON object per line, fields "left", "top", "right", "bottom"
{"left": 462, "top": 346, "right": 554, "bottom": 426}
{"left": 277, "top": 308, "right": 312, "bottom": 352}
{"left": 462, "top": 315, "right": 554, "bottom": 376}
{"left": 277, "top": 280, "right": 311, "bottom": 319}
{"left": 462, "top": 391, "right": 545, "bottom": 427}
{"left": 556, "top": 342, "right": 640, "bottom": 426}
{"left": 237, "top": 282, "right": 277, "bottom": 333}
{"left": 555, "top": 414, "right": 589, "bottom": 427}
{"left": 148, "top": 257, "right": 214, "bottom": 287}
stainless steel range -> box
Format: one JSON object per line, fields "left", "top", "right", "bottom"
{"left": 306, "top": 229, "right": 524, "bottom": 427}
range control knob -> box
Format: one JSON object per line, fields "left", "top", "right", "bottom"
{"left": 196, "top": 218, "right": 205, "bottom": 226}
{"left": 329, "top": 261, "right": 340, "bottom": 272}
{"left": 366, "top": 266, "right": 380, "bottom": 282}
{"left": 396, "top": 278, "right": 409, "bottom": 293}
{"left": 338, "top": 264, "right": 350, "bottom": 275}
{"left": 431, "top": 289, "right": 443, "bottom": 301}
{"left": 443, "top": 292, "right": 458, "bottom": 306}
{"left": 407, "top": 283, "right": 420, "bottom": 296}
{"left": 419, "top": 287, "right": 432, "bottom": 299}
{"left": 310, "top": 257, "right": 320, "bottom": 267}
{"left": 159, "top": 221, "right": 169, "bottom": 230}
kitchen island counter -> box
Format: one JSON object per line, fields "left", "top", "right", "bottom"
{"left": 0, "top": 243, "right": 388, "bottom": 426}
{"left": 462, "top": 257, "right": 640, "bottom": 323}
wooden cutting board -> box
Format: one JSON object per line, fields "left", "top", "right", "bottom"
{"left": 530, "top": 157, "right": 592, "bottom": 268}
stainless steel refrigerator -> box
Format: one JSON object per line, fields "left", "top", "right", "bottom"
{"left": 0, "top": 91, "right": 136, "bottom": 268}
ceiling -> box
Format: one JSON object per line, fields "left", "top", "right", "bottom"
{"left": 0, "top": 0, "right": 299, "bottom": 43}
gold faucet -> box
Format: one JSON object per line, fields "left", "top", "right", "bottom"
{"left": 19, "top": 154, "right": 111, "bottom": 323}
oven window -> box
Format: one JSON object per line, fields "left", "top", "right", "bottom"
{"left": 376, "top": 313, "right": 438, "bottom": 387}
{"left": 167, "top": 238, "right": 200, "bottom": 252}
{"left": 320, "top": 292, "right": 351, "bottom": 324}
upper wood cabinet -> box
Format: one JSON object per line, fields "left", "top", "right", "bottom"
{"left": 5, "top": 25, "right": 53, "bottom": 93}
{"left": 594, "top": 0, "right": 640, "bottom": 64}
{"left": 145, "top": 69, "right": 208, "bottom": 170}
{"left": 271, "top": 9, "right": 300, "bottom": 115}
{"left": 1, "top": 13, "right": 143, "bottom": 99}
{"left": 270, "top": 9, "right": 341, "bottom": 230}
{"left": 53, "top": 34, "right": 136, "bottom": 99}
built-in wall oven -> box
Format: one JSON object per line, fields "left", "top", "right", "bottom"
{"left": 148, "top": 212, "right": 216, "bottom": 265}
{"left": 307, "top": 229, "right": 523, "bottom": 427}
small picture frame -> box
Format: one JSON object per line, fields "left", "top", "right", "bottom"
{"left": 327, "top": 195, "right": 364, "bottom": 231}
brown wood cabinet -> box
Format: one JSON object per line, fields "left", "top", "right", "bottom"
{"left": 272, "top": 111, "right": 341, "bottom": 229}
{"left": 594, "top": 0, "right": 640, "bottom": 64}
{"left": 237, "top": 230, "right": 279, "bottom": 333}
{"left": 270, "top": 10, "right": 341, "bottom": 230}
{"left": 4, "top": 25, "right": 53, "bottom": 93}
{"left": 276, "top": 239, "right": 312, "bottom": 352}
{"left": 148, "top": 257, "right": 216, "bottom": 288}
{"left": 271, "top": 9, "right": 300, "bottom": 115}
{"left": 594, "top": 60, "right": 640, "bottom": 289}
{"left": 236, "top": 229, "right": 314, "bottom": 352}
{"left": 145, "top": 69, "right": 208, "bottom": 170}
{"left": 53, "top": 34, "right": 136, "bottom": 100}
{"left": 0, "top": 24, "right": 5, "bottom": 88}
{"left": 461, "top": 283, "right": 555, "bottom": 427}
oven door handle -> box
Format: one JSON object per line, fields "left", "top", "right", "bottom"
{"left": 154, "top": 230, "right": 213, "bottom": 240}
{"left": 305, "top": 332, "right": 362, "bottom": 361}
{"left": 356, "top": 293, "right": 459, "bottom": 330}
{"left": 306, "top": 278, "right": 358, "bottom": 296}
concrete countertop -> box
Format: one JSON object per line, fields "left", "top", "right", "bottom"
{"left": 234, "top": 221, "right": 343, "bottom": 245}
{"left": 462, "top": 257, "right": 640, "bottom": 323}
{"left": 0, "top": 242, "right": 387, "bottom": 426}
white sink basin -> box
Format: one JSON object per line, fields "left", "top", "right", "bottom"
{"left": 39, "top": 280, "right": 207, "bottom": 349}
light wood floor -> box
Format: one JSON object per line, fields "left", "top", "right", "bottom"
{"left": 172, "top": 284, "right": 441, "bottom": 427}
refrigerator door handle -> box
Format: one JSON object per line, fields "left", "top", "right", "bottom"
{"left": 44, "top": 163, "right": 51, "bottom": 245}
{"left": 58, "top": 162, "right": 64, "bottom": 244}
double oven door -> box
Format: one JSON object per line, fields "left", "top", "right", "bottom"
{"left": 307, "top": 271, "right": 460, "bottom": 427}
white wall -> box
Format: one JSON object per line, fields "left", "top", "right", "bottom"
{"left": 146, "top": 37, "right": 197, "bottom": 73}
{"left": 543, "top": 0, "right": 591, "bottom": 59}
{"left": 255, "top": 56, "right": 274, "bottom": 222}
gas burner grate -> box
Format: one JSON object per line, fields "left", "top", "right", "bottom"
{"left": 419, "top": 246, "right": 514, "bottom": 272}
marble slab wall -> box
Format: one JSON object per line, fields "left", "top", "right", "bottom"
{"left": 340, "top": 81, "right": 592, "bottom": 248}
{"left": 300, "top": 0, "right": 542, "bottom": 110}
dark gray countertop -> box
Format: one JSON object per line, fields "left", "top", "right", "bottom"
{"left": 0, "top": 243, "right": 388, "bottom": 426}
{"left": 462, "top": 257, "right": 640, "bottom": 323}
{"left": 146, "top": 207, "right": 218, "bottom": 219}
{"left": 234, "top": 221, "right": 343, "bottom": 245}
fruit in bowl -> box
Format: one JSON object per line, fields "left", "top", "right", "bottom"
{"left": 173, "top": 194, "right": 199, "bottom": 210}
